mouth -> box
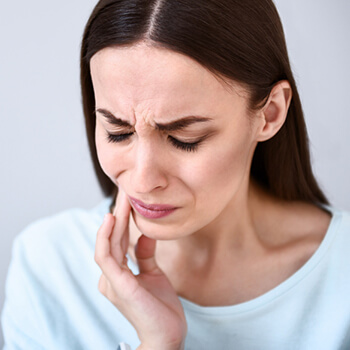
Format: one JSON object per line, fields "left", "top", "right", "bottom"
{"left": 128, "top": 196, "right": 178, "bottom": 219}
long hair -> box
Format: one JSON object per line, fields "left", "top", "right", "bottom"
{"left": 80, "top": 0, "right": 328, "bottom": 205}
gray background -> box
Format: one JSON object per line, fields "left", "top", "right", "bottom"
{"left": 0, "top": 0, "right": 349, "bottom": 347}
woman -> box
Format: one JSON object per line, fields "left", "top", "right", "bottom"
{"left": 2, "top": 0, "right": 350, "bottom": 349}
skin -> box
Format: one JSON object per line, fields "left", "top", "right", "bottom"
{"left": 92, "top": 43, "right": 331, "bottom": 349}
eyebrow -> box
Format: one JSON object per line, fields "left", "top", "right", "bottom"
{"left": 96, "top": 108, "right": 212, "bottom": 131}
{"left": 96, "top": 108, "right": 131, "bottom": 127}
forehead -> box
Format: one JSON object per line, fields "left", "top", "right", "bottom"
{"left": 90, "top": 44, "right": 248, "bottom": 120}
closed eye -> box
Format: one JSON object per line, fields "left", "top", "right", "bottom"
{"left": 106, "top": 132, "right": 133, "bottom": 143}
{"left": 168, "top": 136, "right": 201, "bottom": 152}
{"left": 106, "top": 132, "right": 203, "bottom": 152}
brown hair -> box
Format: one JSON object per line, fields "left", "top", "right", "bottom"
{"left": 81, "top": 0, "right": 328, "bottom": 205}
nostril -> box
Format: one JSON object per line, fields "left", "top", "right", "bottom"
{"left": 131, "top": 166, "right": 168, "bottom": 194}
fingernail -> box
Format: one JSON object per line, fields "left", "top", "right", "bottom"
{"left": 103, "top": 214, "right": 108, "bottom": 223}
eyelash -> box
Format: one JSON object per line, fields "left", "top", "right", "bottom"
{"left": 106, "top": 132, "right": 201, "bottom": 152}
{"left": 107, "top": 133, "right": 133, "bottom": 143}
{"left": 168, "top": 136, "right": 200, "bottom": 152}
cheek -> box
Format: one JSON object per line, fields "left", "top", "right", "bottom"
{"left": 184, "top": 141, "right": 251, "bottom": 191}
{"left": 95, "top": 127, "right": 121, "bottom": 184}
{"left": 179, "top": 136, "right": 254, "bottom": 215}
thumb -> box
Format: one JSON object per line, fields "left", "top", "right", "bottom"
{"left": 135, "top": 235, "right": 161, "bottom": 275}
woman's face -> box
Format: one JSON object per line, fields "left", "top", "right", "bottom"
{"left": 91, "top": 44, "right": 264, "bottom": 240}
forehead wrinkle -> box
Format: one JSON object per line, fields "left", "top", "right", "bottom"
{"left": 133, "top": 104, "right": 158, "bottom": 131}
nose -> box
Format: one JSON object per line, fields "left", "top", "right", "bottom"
{"left": 130, "top": 138, "right": 169, "bottom": 194}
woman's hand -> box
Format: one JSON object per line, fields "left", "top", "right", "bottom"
{"left": 95, "top": 189, "right": 187, "bottom": 350}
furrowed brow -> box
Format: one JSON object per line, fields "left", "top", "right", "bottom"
{"left": 95, "top": 108, "right": 132, "bottom": 127}
{"left": 155, "top": 117, "right": 212, "bottom": 132}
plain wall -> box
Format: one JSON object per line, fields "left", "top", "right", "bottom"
{"left": 0, "top": 0, "right": 349, "bottom": 347}
{"left": 0, "top": 0, "right": 103, "bottom": 347}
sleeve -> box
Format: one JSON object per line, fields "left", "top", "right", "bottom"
{"left": 1, "top": 235, "right": 49, "bottom": 350}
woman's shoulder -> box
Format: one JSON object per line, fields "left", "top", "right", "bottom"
{"left": 2, "top": 198, "right": 129, "bottom": 350}
{"left": 18, "top": 198, "right": 110, "bottom": 243}
{"left": 5, "top": 198, "right": 112, "bottom": 305}
{"left": 295, "top": 204, "right": 350, "bottom": 265}
{"left": 305, "top": 206, "right": 350, "bottom": 286}
{"left": 12, "top": 198, "right": 112, "bottom": 271}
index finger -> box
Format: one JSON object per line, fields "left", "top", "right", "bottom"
{"left": 111, "top": 188, "right": 132, "bottom": 254}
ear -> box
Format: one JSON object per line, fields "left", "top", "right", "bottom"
{"left": 256, "top": 80, "right": 292, "bottom": 142}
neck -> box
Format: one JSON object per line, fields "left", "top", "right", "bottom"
{"left": 128, "top": 180, "right": 331, "bottom": 306}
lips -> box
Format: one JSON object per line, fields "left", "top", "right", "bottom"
{"left": 129, "top": 196, "right": 178, "bottom": 219}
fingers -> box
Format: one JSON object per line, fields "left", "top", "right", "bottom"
{"left": 95, "top": 190, "right": 143, "bottom": 303}
{"left": 95, "top": 213, "right": 122, "bottom": 276}
{"left": 95, "top": 213, "right": 136, "bottom": 289}
{"left": 111, "top": 188, "right": 131, "bottom": 256}
{"left": 95, "top": 213, "right": 114, "bottom": 261}
{"left": 95, "top": 187, "right": 131, "bottom": 271}
{"left": 113, "top": 187, "right": 131, "bottom": 218}
{"left": 135, "top": 235, "right": 161, "bottom": 275}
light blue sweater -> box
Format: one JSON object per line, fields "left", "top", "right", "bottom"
{"left": 2, "top": 199, "right": 350, "bottom": 349}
